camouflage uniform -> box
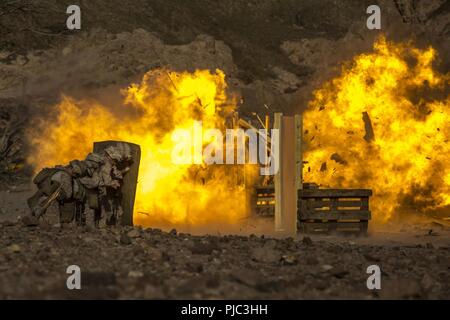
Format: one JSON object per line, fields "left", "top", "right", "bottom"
{"left": 28, "top": 143, "right": 132, "bottom": 227}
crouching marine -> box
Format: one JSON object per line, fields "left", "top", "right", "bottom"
{"left": 27, "top": 143, "right": 133, "bottom": 227}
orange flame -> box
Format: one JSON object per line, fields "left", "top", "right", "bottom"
{"left": 303, "top": 36, "right": 450, "bottom": 222}
{"left": 28, "top": 69, "right": 258, "bottom": 231}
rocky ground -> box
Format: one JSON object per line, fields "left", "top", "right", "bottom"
{"left": 0, "top": 205, "right": 449, "bottom": 299}
{"left": 1, "top": 186, "right": 449, "bottom": 300}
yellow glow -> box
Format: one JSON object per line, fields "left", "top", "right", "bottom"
{"left": 303, "top": 36, "right": 450, "bottom": 222}
{"left": 27, "top": 69, "right": 258, "bottom": 230}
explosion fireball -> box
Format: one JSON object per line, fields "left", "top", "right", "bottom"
{"left": 28, "top": 36, "right": 449, "bottom": 229}
{"left": 303, "top": 36, "right": 450, "bottom": 222}
{"left": 28, "top": 69, "right": 257, "bottom": 231}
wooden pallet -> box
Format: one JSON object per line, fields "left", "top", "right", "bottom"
{"left": 298, "top": 188, "right": 372, "bottom": 235}
{"left": 255, "top": 186, "right": 275, "bottom": 217}
{"left": 254, "top": 185, "right": 372, "bottom": 234}
{"left": 298, "top": 221, "right": 369, "bottom": 234}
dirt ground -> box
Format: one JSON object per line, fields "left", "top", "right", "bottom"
{"left": 0, "top": 187, "right": 449, "bottom": 299}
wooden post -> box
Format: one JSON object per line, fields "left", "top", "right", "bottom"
{"left": 93, "top": 141, "right": 141, "bottom": 226}
{"left": 274, "top": 113, "right": 297, "bottom": 237}
{"left": 295, "top": 114, "right": 303, "bottom": 232}
{"left": 295, "top": 114, "right": 303, "bottom": 191}
{"left": 274, "top": 113, "right": 282, "bottom": 232}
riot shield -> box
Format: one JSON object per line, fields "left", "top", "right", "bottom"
{"left": 93, "top": 141, "right": 141, "bottom": 226}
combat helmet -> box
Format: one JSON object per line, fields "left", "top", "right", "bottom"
{"left": 104, "top": 143, "right": 132, "bottom": 163}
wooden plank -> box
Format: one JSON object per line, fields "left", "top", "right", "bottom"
{"left": 305, "top": 200, "right": 363, "bottom": 208}
{"left": 256, "top": 204, "right": 276, "bottom": 208}
{"left": 306, "top": 200, "right": 331, "bottom": 208}
{"left": 299, "top": 210, "right": 371, "bottom": 220}
{"left": 256, "top": 191, "right": 275, "bottom": 196}
{"left": 255, "top": 184, "right": 275, "bottom": 190}
{"left": 256, "top": 196, "right": 275, "bottom": 202}
{"left": 256, "top": 190, "right": 275, "bottom": 194}
{"left": 337, "top": 200, "right": 364, "bottom": 207}
{"left": 299, "top": 189, "right": 372, "bottom": 198}
{"left": 299, "top": 221, "right": 368, "bottom": 234}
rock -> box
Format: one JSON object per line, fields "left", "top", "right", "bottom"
{"left": 363, "top": 253, "right": 381, "bottom": 262}
{"left": 1, "top": 220, "right": 16, "bottom": 227}
{"left": 380, "top": 279, "right": 422, "bottom": 299}
{"left": 8, "top": 244, "right": 21, "bottom": 253}
{"left": 393, "top": 0, "right": 444, "bottom": 23}
{"left": 83, "top": 272, "right": 117, "bottom": 287}
{"left": 421, "top": 273, "right": 435, "bottom": 292}
{"left": 312, "top": 278, "right": 328, "bottom": 291}
{"left": 62, "top": 46, "right": 72, "bottom": 56}
{"left": 120, "top": 233, "right": 132, "bottom": 245}
{"left": 186, "top": 262, "right": 203, "bottom": 273}
{"left": 190, "top": 241, "right": 219, "bottom": 255}
{"left": 263, "top": 239, "right": 277, "bottom": 249}
{"left": 202, "top": 274, "right": 220, "bottom": 289}
{"left": 329, "top": 266, "right": 349, "bottom": 278}
{"left": 281, "top": 38, "right": 335, "bottom": 69}
{"left": 175, "top": 277, "right": 209, "bottom": 295}
{"left": 281, "top": 254, "right": 298, "bottom": 265}
{"left": 83, "top": 237, "right": 96, "bottom": 244}
{"left": 83, "top": 225, "right": 95, "bottom": 233}
{"left": 127, "top": 229, "right": 141, "bottom": 239}
{"left": 251, "top": 247, "right": 281, "bottom": 263}
{"left": 302, "top": 236, "right": 313, "bottom": 246}
{"left": 21, "top": 215, "right": 39, "bottom": 227}
{"left": 438, "top": 256, "right": 450, "bottom": 269}
{"left": 161, "top": 251, "right": 171, "bottom": 262}
{"left": 128, "top": 271, "right": 144, "bottom": 278}
{"left": 143, "top": 285, "right": 165, "bottom": 299}
{"left": 36, "top": 250, "right": 50, "bottom": 261}
{"left": 306, "top": 256, "right": 319, "bottom": 265}
{"left": 38, "top": 221, "right": 52, "bottom": 231}
{"left": 321, "top": 264, "right": 334, "bottom": 271}
{"left": 231, "top": 268, "right": 262, "bottom": 287}
{"left": 146, "top": 248, "right": 163, "bottom": 260}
